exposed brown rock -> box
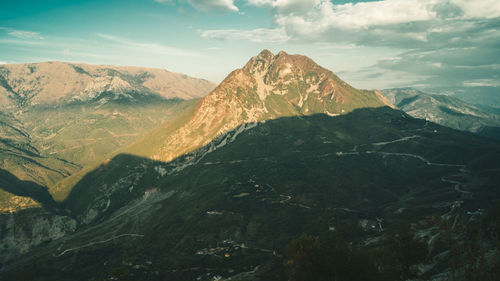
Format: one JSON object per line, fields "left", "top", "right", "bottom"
{"left": 0, "top": 62, "right": 216, "bottom": 108}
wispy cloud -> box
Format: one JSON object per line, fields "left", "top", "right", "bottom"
{"left": 7, "top": 29, "right": 43, "bottom": 40}
{"left": 0, "top": 38, "right": 46, "bottom": 46}
{"left": 97, "top": 33, "right": 202, "bottom": 57}
{"left": 202, "top": 28, "right": 289, "bottom": 43}
{"left": 155, "top": 0, "right": 238, "bottom": 12}
{"left": 463, "top": 79, "right": 500, "bottom": 87}
{"left": 188, "top": 0, "right": 238, "bottom": 12}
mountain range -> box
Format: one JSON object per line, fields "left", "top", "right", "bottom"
{"left": 0, "top": 62, "right": 214, "bottom": 108}
{"left": 0, "top": 51, "right": 499, "bottom": 281}
{"left": 0, "top": 63, "right": 215, "bottom": 211}
{"left": 382, "top": 88, "right": 500, "bottom": 136}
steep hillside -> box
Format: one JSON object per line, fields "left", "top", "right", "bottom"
{"left": 0, "top": 99, "right": 198, "bottom": 205}
{"left": 0, "top": 61, "right": 213, "bottom": 210}
{"left": 0, "top": 62, "right": 215, "bottom": 108}
{"left": 0, "top": 112, "right": 80, "bottom": 212}
{"left": 3, "top": 107, "right": 499, "bottom": 281}
{"left": 382, "top": 88, "right": 500, "bottom": 134}
{"left": 126, "top": 50, "right": 393, "bottom": 162}
{"left": 19, "top": 100, "right": 197, "bottom": 168}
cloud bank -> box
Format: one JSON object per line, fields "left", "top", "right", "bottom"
{"left": 201, "top": 0, "right": 500, "bottom": 89}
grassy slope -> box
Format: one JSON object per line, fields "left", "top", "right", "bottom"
{"left": 0, "top": 112, "right": 80, "bottom": 209}
{"left": 1, "top": 99, "right": 198, "bottom": 203}
{"left": 47, "top": 99, "right": 198, "bottom": 201}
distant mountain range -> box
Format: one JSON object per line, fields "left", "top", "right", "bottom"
{"left": 0, "top": 62, "right": 215, "bottom": 108}
{"left": 423, "top": 86, "right": 500, "bottom": 109}
{"left": 1, "top": 52, "right": 499, "bottom": 281}
{"left": 0, "top": 62, "right": 215, "bottom": 210}
{"left": 381, "top": 88, "right": 500, "bottom": 137}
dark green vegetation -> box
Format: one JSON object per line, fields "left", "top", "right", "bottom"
{"left": 284, "top": 224, "right": 428, "bottom": 281}
{"left": 285, "top": 211, "right": 500, "bottom": 281}
{"left": 2, "top": 107, "right": 499, "bottom": 280}
{"left": 382, "top": 88, "right": 500, "bottom": 138}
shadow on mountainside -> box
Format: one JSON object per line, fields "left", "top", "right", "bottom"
{"left": 3, "top": 107, "right": 500, "bottom": 281}
{"left": 0, "top": 169, "right": 58, "bottom": 210}
{"left": 62, "top": 107, "right": 500, "bottom": 220}
{"left": 5, "top": 107, "right": 500, "bottom": 219}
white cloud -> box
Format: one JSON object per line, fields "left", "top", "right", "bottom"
{"left": 455, "top": 64, "right": 500, "bottom": 70}
{"left": 452, "top": 0, "right": 500, "bottom": 19}
{"left": 97, "top": 33, "right": 202, "bottom": 57}
{"left": 7, "top": 29, "right": 43, "bottom": 40}
{"left": 242, "top": 0, "right": 500, "bottom": 39}
{"left": 247, "top": 0, "right": 320, "bottom": 13}
{"left": 463, "top": 79, "right": 500, "bottom": 87}
{"left": 155, "top": 0, "right": 238, "bottom": 12}
{"left": 188, "top": 0, "right": 238, "bottom": 12}
{"left": 202, "top": 28, "right": 289, "bottom": 43}
{"left": 272, "top": 0, "right": 437, "bottom": 39}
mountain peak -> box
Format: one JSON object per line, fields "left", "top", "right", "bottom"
{"left": 276, "top": 50, "right": 288, "bottom": 57}
{"left": 257, "top": 49, "right": 274, "bottom": 60}
{"left": 145, "top": 50, "right": 394, "bottom": 162}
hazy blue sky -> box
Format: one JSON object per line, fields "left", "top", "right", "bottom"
{"left": 1, "top": 0, "right": 499, "bottom": 91}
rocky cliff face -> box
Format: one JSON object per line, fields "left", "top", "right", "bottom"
{"left": 145, "top": 50, "right": 393, "bottom": 162}
{"left": 0, "top": 62, "right": 216, "bottom": 108}
{"left": 0, "top": 209, "right": 77, "bottom": 264}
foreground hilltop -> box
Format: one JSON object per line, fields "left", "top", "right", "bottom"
{"left": 0, "top": 61, "right": 216, "bottom": 108}
{"left": 5, "top": 107, "right": 500, "bottom": 281}
{"left": 127, "top": 49, "right": 394, "bottom": 162}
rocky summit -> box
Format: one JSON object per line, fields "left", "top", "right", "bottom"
{"left": 137, "top": 50, "right": 393, "bottom": 162}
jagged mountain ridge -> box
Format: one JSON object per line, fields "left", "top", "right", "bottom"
{"left": 0, "top": 61, "right": 216, "bottom": 108}
{"left": 128, "top": 50, "right": 393, "bottom": 162}
{"left": 382, "top": 88, "right": 500, "bottom": 134}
